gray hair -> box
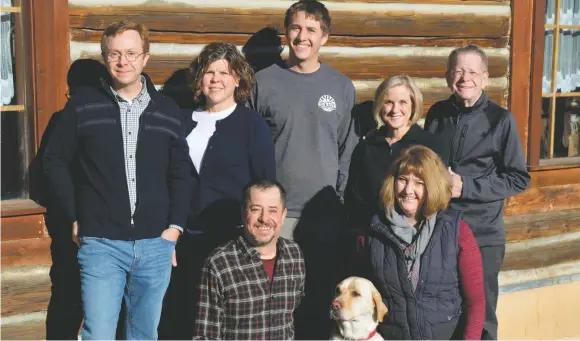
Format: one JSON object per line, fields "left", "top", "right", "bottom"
{"left": 446, "top": 44, "right": 489, "bottom": 72}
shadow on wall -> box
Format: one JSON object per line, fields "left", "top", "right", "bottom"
{"left": 292, "top": 186, "right": 348, "bottom": 340}
{"left": 242, "top": 26, "right": 284, "bottom": 73}
{"left": 353, "top": 100, "right": 376, "bottom": 138}
{"left": 28, "top": 59, "right": 108, "bottom": 340}
{"left": 161, "top": 27, "right": 284, "bottom": 109}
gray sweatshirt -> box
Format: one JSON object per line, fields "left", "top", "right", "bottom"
{"left": 248, "top": 62, "right": 357, "bottom": 218}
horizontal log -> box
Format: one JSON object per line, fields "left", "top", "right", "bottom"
{"left": 505, "top": 209, "right": 580, "bottom": 243}
{"left": 1, "top": 266, "right": 51, "bottom": 317}
{"left": 354, "top": 78, "right": 507, "bottom": 105}
{"left": 0, "top": 314, "right": 47, "bottom": 340}
{"left": 1, "top": 215, "right": 46, "bottom": 242}
{"left": 69, "top": 3, "right": 510, "bottom": 38}
{"left": 71, "top": 45, "right": 509, "bottom": 81}
{"left": 505, "top": 183, "right": 580, "bottom": 216}
{"left": 329, "top": 0, "right": 508, "bottom": 3}
{"left": 502, "top": 232, "right": 580, "bottom": 271}
{"left": 70, "top": 28, "right": 510, "bottom": 48}
{"left": 529, "top": 167, "right": 580, "bottom": 187}
{"left": 1, "top": 199, "right": 46, "bottom": 217}
{"left": 1, "top": 238, "right": 52, "bottom": 268}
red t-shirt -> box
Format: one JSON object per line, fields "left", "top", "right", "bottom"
{"left": 262, "top": 257, "right": 277, "bottom": 286}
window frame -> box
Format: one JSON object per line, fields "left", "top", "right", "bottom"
{"left": 528, "top": 0, "right": 580, "bottom": 169}
{"left": 0, "top": 0, "right": 69, "bottom": 217}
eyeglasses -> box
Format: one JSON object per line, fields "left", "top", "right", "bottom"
{"left": 106, "top": 51, "right": 146, "bottom": 62}
{"left": 451, "top": 70, "right": 483, "bottom": 79}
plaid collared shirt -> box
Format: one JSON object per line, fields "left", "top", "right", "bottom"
{"left": 105, "top": 76, "right": 150, "bottom": 224}
{"left": 194, "top": 235, "right": 306, "bottom": 340}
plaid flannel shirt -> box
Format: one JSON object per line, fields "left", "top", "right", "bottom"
{"left": 194, "top": 235, "right": 306, "bottom": 340}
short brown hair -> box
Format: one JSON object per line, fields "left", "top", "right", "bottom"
{"left": 284, "top": 0, "right": 331, "bottom": 34}
{"left": 380, "top": 146, "right": 451, "bottom": 219}
{"left": 100, "top": 21, "right": 150, "bottom": 54}
{"left": 243, "top": 179, "right": 287, "bottom": 209}
{"left": 446, "top": 44, "right": 489, "bottom": 73}
{"left": 189, "top": 43, "right": 254, "bottom": 106}
{"left": 373, "top": 75, "right": 424, "bottom": 129}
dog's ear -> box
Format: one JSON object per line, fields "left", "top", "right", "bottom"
{"left": 372, "top": 289, "right": 388, "bottom": 323}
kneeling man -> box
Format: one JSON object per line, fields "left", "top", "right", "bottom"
{"left": 194, "top": 180, "right": 306, "bottom": 340}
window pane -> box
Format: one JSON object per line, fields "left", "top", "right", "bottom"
{"left": 540, "top": 98, "right": 550, "bottom": 159}
{"left": 556, "top": 29, "right": 580, "bottom": 93}
{"left": 543, "top": 29, "right": 554, "bottom": 93}
{"left": 560, "top": 0, "right": 574, "bottom": 25}
{"left": 575, "top": 0, "right": 580, "bottom": 25}
{"left": 546, "top": 0, "right": 556, "bottom": 24}
{"left": 1, "top": 3, "right": 15, "bottom": 105}
{"left": 1, "top": 1, "right": 31, "bottom": 200}
{"left": 542, "top": 97, "right": 580, "bottom": 160}
{"left": 1, "top": 111, "right": 30, "bottom": 199}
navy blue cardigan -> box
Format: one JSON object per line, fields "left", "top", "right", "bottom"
{"left": 184, "top": 104, "right": 276, "bottom": 231}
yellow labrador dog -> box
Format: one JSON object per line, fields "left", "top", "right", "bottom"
{"left": 329, "top": 276, "right": 388, "bottom": 340}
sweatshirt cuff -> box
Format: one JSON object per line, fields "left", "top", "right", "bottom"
{"left": 460, "top": 175, "right": 471, "bottom": 199}
{"left": 169, "top": 224, "right": 184, "bottom": 234}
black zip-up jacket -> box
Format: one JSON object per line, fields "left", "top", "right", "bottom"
{"left": 345, "top": 124, "right": 445, "bottom": 228}
{"left": 43, "top": 74, "right": 192, "bottom": 240}
{"left": 424, "top": 93, "right": 530, "bottom": 246}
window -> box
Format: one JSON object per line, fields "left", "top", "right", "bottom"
{"left": 539, "top": 0, "right": 580, "bottom": 165}
{"left": 1, "top": 0, "right": 32, "bottom": 200}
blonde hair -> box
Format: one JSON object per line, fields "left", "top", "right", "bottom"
{"left": 380, "top": 145, "right": 451, "bottom": 219}
{"left": 372, "top": 75, "right": 424, "bottom": 129}
{"left": 101, "top": 21, "right": 150, "bottom": 54}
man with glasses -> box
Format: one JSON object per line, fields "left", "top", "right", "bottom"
{"left": 424, "top": 45, "right": 530, "bottom": 340}
{"left": 44, "top": 21, "right": 191, "bottom": 340}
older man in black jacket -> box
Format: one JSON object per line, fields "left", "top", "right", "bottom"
{"left": 424, "top": 45, "right": 530, "bottom": 340}
{"left": 43, "top": 21, "right": 191, "bottom": 340}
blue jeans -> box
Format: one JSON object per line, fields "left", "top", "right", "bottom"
{"left": 77, "top": 236, "right": 175, "bottom": 340}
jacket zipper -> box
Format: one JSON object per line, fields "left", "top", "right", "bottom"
{"left": 132, "top": 100, "right": 154, "bottom": 228}
{"left": 454, "top": 125, "right": 468, "bottom": 164}
{"left": 376, "top": 224, "right": 439, "bottom": 339}
{"left": 448, "top": 114, "right": 462, "bottom": 168}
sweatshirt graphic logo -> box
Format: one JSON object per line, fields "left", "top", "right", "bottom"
{"left": 318, "top": 95, "right": 336, "bottom": 112}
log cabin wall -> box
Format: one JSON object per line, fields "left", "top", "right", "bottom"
{"left": 3, "top": 0, "right": 580, "bottom": 339}
{"left": 67, "top": 0, "right": 511, "bottom": 118}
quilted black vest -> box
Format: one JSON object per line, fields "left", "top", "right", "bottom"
{"left": 368, "top": 209, "right": 462, "bottom": 340}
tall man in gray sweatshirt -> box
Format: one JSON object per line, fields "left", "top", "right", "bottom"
{"left": 248, "top": 1, "right": 357, "bottom": 338}
{"left": 248, "top": 0, "right": 357, "bottom": 239}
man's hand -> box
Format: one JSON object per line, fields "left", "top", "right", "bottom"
{"left": 72, "top": 221, "right": 80, "bottom": 247}
{"left": 161, "top": 228, "right": 180, "bottom": 267}
{"left": 448, "top": 167, "right": 463, "bottom": 199}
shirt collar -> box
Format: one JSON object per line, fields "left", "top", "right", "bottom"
{"left": 236, "top": 234, "right": 286, "bottom": 260}
{"left": 104, "top": 75, "right": 149, "bottom": 103}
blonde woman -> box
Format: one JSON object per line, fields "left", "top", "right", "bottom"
{"left": 365, "top": 145, "right": 484, "bottom": 340}
{"left": 345, "top": 75, "right": 445, "bottom": 229}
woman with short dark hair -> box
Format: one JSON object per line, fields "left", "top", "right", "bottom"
{"left": 185, "top": 42, "right": 275, "bottom": 231}
{"left": 161, "top": 43, "right": 275, "bottom": 340}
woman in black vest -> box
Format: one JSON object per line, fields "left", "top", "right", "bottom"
{"left": 345, "top": 75, "right": 445, "bottom": 232}
{"left": 364, "top": 145, "right": 485, "bottom": 340}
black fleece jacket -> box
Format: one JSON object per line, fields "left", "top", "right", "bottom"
{"left": 43, "top": 74, "right": 192, "bottom": 240}
{"left": 424, "top": 93, "right": 530, "bottom": 247}
{"left": 345, "top": 124, "right": 445, "bottom": 228}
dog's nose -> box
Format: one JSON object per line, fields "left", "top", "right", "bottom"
{"left": 331, "top": 300, "right": 341, "bottom": 310}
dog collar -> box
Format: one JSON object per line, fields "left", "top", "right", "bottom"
{"left": 361, "top": 329, "right": 377, "bottom": 340}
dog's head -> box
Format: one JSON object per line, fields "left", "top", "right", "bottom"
{"left": 330, "top": 276, "right": 388, "bottom": 323}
